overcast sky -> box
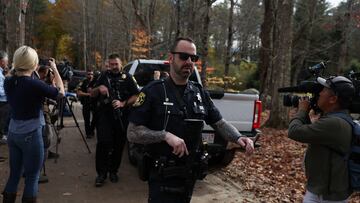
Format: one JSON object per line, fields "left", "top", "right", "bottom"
{"left": 328, "top": 0, "right": 344, "bottom": 7}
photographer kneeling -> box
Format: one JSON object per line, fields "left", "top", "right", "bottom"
{"left": 2, "top": 46, "right": 64, "bottom": 203}
{"left": 288, "top": 76, "right": 355, "bottom": 202}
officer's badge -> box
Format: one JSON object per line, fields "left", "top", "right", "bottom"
{"left": 196, "top": 93, "right": 202, "bottom": 102}
{"left": 121, "top": 73, "right": 127, "bottom": 79}
{"left": 133, "top": 92, "right": 146, "bottom": 107}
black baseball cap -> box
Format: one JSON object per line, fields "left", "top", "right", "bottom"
{"left": 317, "top": 76, "right": 355, "bottom": 99}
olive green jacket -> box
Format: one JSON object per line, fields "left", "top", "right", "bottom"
{"left": 288, "top": 110, "right": 352, "bottom": 201}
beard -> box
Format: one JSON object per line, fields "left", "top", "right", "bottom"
{"left": 173, "top": 62, "right": 194, "bottom": 79}
{"left": 110, "top": 67, "right": 120, "bottom": 74}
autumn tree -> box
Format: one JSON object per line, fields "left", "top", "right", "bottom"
{"left": 130, "top": 29, "right": 151, "bottom": 59}
{"left": 199, "top": 0, "right": 217, "bottom": 85}
{"left": 291, "top": 0, "right": 319, "bottom": 85}
{"left": 224, "top": 0, "right": 234, "bottom": 76}
{"left": 0, "top": 0, "right": 10, "bottom": 51}
{"left": 336, "top": 0, "right": 355, "bottom": 73}
{"left": 260, "top": 0, "right": 294, "bottom": 128}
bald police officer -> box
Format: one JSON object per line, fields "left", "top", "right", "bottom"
{"left": 127, "top": 37, "right": 254, "bottom": 203}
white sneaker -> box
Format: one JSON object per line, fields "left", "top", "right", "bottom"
{"left": 0, "top": 135, "right": 7, "bottom": 144}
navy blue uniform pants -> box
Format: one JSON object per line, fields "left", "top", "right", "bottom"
{"left": 81, "top": 103, "right": 95, "bottom": 136}
{"left": 95, "top": 112, "right": 126, "bottom": 176}
{"left": 148, "top": 168, "right": 196, "bottom": 203}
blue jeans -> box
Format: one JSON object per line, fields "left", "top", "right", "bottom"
{"left": 3, "top": 127, "right": 44, "bottom": 197}
{"left": 303, "top": 190, "right": 347, "bottom": 203}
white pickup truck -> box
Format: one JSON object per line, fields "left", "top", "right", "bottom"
{"left": 124, "top": 59, "right": 262, "bottom": 168}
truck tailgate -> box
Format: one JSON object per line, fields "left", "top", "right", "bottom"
{"left": 204, "top": 93, "right": 259, "bottom": 132}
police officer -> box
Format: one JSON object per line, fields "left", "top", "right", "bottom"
{"left": 90, "top": 54, "right": 139, "bottom": 187}
{"left": 76, "top": 69, "right": 95, "bottom": 138}
{"left": 127, "top": 37, "right": 254, "bottom": 203}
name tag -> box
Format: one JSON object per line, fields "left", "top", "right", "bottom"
{"left": 163, "top": 102, "right": 174, "bottom": 106}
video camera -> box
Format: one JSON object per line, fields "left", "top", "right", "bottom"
{"left": 278, "top": 62, "right": 360, "bottom": 113}
{"left": 38, "top": 58, "right": 73, "bottom": 81}
{"left": 57, "top": 60, "right": 73, "bottom": 81}
{"left": 39, "top": 58, "right": 51, "bottom": 66}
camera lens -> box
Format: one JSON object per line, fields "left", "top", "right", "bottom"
{"left": 283, "top": 94, "right": 300, "bottom": 107}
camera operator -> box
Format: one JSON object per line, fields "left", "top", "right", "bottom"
{"left": 76, "top": 69, "right": 95, "bottom": 138}
{"left": 288, "top": 76, "right": 355, "bottom": 202}
{"left": 90, "top": 54, "right": 139, "bottom": 187}
{"left": 37, "top": 63, "right": 60, "bottom": 184}
{"left": 2, "top": 46, "right": 64, "bottom": 203}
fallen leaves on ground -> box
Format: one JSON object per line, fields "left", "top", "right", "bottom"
{"left": 220, "top": 127, "right": 360, "bottom": 202}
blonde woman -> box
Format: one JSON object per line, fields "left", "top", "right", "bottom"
{"left": 2, "top": 46, "right": 64, "bottom": 203}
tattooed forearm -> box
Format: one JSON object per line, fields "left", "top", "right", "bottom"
{"left": 127, "top": 122, "right": 167, "bottom": 144}
{"left": 211, "top": 119, "right": 242, "bottom": 143}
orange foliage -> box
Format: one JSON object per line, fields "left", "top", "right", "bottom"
{"left": 130, "top": 29, "right": 151, "bottom": 59}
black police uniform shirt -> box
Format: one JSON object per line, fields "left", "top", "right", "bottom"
{"left": 94, "top": 71, "right": 139, "bottom": 115}
{"left": 78, "top": 78, "right": 92, "bottom": 105}
{"left": 128, "top": 78, "right": 222, "bottom": 160}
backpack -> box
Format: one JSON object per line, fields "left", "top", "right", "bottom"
{"left": 329, "top": 112, "right": 360, "bottom": 191}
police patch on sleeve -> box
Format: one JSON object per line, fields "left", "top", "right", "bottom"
{"left": 133, "top": 92, "right": 146, "bottom": 107}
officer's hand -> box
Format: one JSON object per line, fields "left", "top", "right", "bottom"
{"left": 112, "top": 100, "right": 126, "bottom": 109}
{"left": 237, "top": 137, "right": 254, "bottom": 155}
{"left": 98, "top": 85, "right": 109, "bottom": 96}
{"left": 164, "top": 132, "right": 189, "bottom": 158}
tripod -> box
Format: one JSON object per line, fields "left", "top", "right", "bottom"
{"left": 55, "top": 95, "right": 92, "bottom": 154}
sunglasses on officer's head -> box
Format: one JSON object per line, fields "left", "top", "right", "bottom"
{"left": 171, "top": 52, "right": 199, "bottom": 62}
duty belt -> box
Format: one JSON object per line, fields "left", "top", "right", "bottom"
{"left": 153, "top": 156, "right": 207, "bottom": 180}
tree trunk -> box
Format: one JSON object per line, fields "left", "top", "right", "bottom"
{"left": 0, "top": 0, "right": 10, "bottom": 51}
{"left": 147, "top": 0, "right": 156, "bottom": 57}
{"left": 19, "top": 0, "right": 28, "bottom": 46}
{"left": 82, "top": 0, "right": 87, "bottom": 71}
{"left": 175, "top": 0, "right": 181, "bottom": 38}
{"left": 187, "top": 0, "right": 196, "bottom": 39}
{"left": 224, "top": 0, "right": 234, "bottom": 76}
{"left": 259, "top": 0, "right": 275, "bottom": 110}
{"left": 337, "top": 0, "right": 354, "bottom": 74}
{"left": 264, "top": 0, "right": 294, "bottom": 129}
{"left": 199, "top": 0, "right": 216, "bottom": 87}
{"left": 291, "top": 0, "right": 317, "bottom": 85}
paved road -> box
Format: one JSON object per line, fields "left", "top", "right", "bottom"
{"left": 0, "top": 103, "right": 258, "bottom": 203}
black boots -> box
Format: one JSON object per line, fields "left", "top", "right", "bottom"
{"left": 2, "top": 192, "right": 36, "bottom": 203}
{"left": 21, "top": 196, "right": 37, "bottom": 203}
{"left": 2, "top": 192, "right": 16, "bottom": 203}
{"left": 109, "top": 173, "right": 119, "bottom": 183}
{"left": 95, "top": 174, "right": 107, "bottom": 187}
